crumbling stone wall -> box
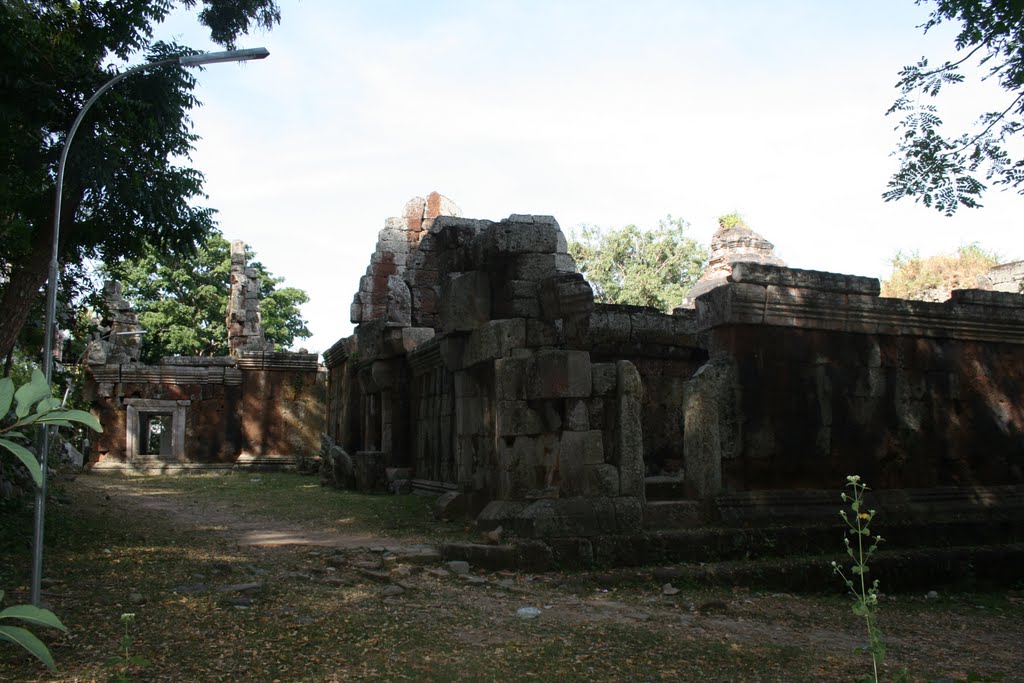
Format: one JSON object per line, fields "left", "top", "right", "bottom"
{"left": 327, "top": 196, "right": 1024, "bottom": 538}
{"left": 979, "top": 260, "right": 1024, "bottom": 293}
{"left": 227, "top": 240, "right": 273, "bottom": 355}
{"left": 326, "top": 195, "right": 658, "bottom": 536}
{"left": 685, "top": 261, "right": 1024, "bottom": 497}
{"left": 88, "top": 264, "right": 324, "bottom": 468}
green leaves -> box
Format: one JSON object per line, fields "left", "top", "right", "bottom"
{"left": 13, "top": 369, "right": 49, "bottom": 419}
{"left": 0, "top": 438, "right": 44, "bottom": 489}
{"left": 0, "top": 378, "right": 13, "bottom": 418}
{"left": 568, "top": 216, "right": 708, "bottom": 312}
{"left": 102, "top": 233, "right": 309, "bottom": 361}
{"left": 887, "top": 2, "right": 1024, "bottom": 213}
{"left": 0, "top": 591, "right": 67, "bottom": 672}
{"left": 832, "top": 475, "right": 885, "bottom": 682}
{"left": 0, "top": 368, "right": 104, "bottom": 488}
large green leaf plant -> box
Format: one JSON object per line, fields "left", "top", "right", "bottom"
{"left": 0, "top": 368, "right": 102, "bottom": 670}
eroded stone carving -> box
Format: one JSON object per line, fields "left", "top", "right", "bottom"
{"left": 227, "top": 240, "right": 273, "bottom": 355}
{"left": 680, "top": 219, "right": 786, "bottom": 307}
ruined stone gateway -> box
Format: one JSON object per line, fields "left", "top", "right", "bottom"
{"left": 86, "top": 241, "right": 324, "bottom": 472}
{"left": 324, "top": 194, "right": 1024, "bottom": 561}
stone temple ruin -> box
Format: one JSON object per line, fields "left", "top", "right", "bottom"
{"left": 79, "top": 191, "right": 1023, "bottom": 569}
{"left": 86, "top": 241, "right": 323, "bottom": 472}
{"left": 322, "top": 192, "right": 1024, "bottom": 562}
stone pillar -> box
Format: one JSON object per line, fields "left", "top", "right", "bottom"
{"left": 226, "top": 240, "right": 272, "bottom": 356}
{"left": 88, "top": 281, "right": 145, "bottom": 365}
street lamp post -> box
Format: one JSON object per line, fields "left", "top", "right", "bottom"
{"left": 31, "top": 47, "right": 270, "bottom": 606}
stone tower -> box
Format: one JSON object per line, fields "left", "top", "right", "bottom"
{"left": 226, "top": 240, "right": 272, "bottom": 355}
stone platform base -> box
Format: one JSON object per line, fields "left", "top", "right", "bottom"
{"left": 90, "top": 460, "right": 234, "bottom": 475}
{"left": 89, "top": 454, "right": 313, "bottom": 475}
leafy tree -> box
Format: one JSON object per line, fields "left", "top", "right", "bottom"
{"left": 100, "top": 234, "right": 310, "bottom": 363}
{"left": 886, "top": 0, "right": 1024, "bottom": 214}
{"left": 0, "top": 0, "right": 281, "bottom": 362}
{"left": 568, "top": 216, "right": 708, "bottom": 312}
{"left": 881, "top": 243, "right": 1000, "bottom": 300}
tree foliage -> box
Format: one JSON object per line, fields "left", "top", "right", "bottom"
{"left": 568, "top": 216, "right": 708, "bottom": 312}
{"left": 101, "top": 234, "right": 310, "bottom": 363}
{"left": 886, "top": 0, "right": 1024, "bottom": 214}
{"left": 0, "top": 0, "right": 281, "bottom": 361}
{"left": 881, "top": 243, "right": 999, "bottom": 300}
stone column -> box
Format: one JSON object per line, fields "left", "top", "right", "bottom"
{"left": 226, "top": 240, "right": 271, "bottom": 355}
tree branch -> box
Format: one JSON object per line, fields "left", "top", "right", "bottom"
{"left": 918, "top": 40, "right": 990, "bottom": 77}
{"left": 945, "top": 90, "right": 1024, "bottom": 155}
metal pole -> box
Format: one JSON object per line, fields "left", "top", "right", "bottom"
{"left": 30, "top": 48, "right": 269, "bottom": 606}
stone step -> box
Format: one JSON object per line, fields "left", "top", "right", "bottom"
{"left": 440, "top": 537, "right": 1024, "bottom": 591}
{"left": 644, "top": 475, "right": 686, "bottom": 501}
{"left": 90, "top": 460, "right": 234, "bottom": 475}
{"left": 644, "top": 543, "right": 1024, "bottom": 593}
{"left": 644, "top": 500, "right": 703, "bottom": 529}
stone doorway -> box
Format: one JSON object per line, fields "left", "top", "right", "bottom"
{"left": 125, "top": 399, "right": 190, "bottom": 461}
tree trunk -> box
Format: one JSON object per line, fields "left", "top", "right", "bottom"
{"left": 0, "top": 237, "right": 52, "bottom": 363}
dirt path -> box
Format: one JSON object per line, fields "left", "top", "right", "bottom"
{"left": 76, "top": 475, "right": 430, "bottom": 551}
{"left": 60, "top": 475, "right": 1024, "bottom": 682}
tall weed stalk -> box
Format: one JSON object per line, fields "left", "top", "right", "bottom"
{"left": 831, "top": 475, "right": 885, "bottom": 683}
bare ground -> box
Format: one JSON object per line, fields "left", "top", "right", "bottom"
{"left": 4, "top": 474, "right": 1021, "bottom": 682}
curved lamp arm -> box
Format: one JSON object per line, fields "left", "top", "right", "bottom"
{"left": 32, "top": 46, "right": 268, "bottom": 607}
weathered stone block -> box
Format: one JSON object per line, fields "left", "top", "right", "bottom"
{"left": 529, "top": 350, "right": 591, "bottom": 399}
{"left": 495, "top": 355, "right": 533, "bottom": 400}
{"left": 629, "top": 311, "right": 697, "bottom": 345}
{"left": 560, "top": 430, "right": 604, "bottom": 465}
{"left": 476, "top": 500, "right": 529, "bottom": 532}
{"left": 463, "top": 319, "right": 526, "bottom": 368}
{"left": 564, "top": 399, "right": 589, "bottom": 431}
{"left": 484, "top": 218, "right": 563, "bottom": 254}
{"left": 615, "top": 361, "right": 644, "bottom": 500}
{"left": 496, "top": 400, "right": 543, "bottom": 436}
{"left": 401, "top": 327, "right": 434, "bottom": 352}
{"left": 682, "top": 358, "right": 737, "bottom": 498}
{"left": 440, "top": 271, "right": 491, "bottom": 332}
{"left": 694, "top": 282, "right": 768, "bottom": 330}
{"left": 539, "top": 273, "right": 594, "bottom": 320}
{"left": 516, "top": 498, "right": 601, "bottom": 538}
{"left": 611, "top": 496, "right": 644, "bottom": 533}
{"left": 591, "top": 363, "right": 617, "bottom": 396}
{"left": 496, "top": 296, "right": 541, "bottom": 319}
{"left": 588, "top": 307, "right": 633, "bottom": 344}
{"left": 455, "top": 397, "right": 487, "bottom": 434}
{"left": 386, "top": 275, "right": 412, "bottom": 326}
{"left": 584, "top": 464, "right": 620, "bottom": 497}
{"left": 510, "top": 253, "right": 577, "bottom": 281}
{"left": 558, "top": 430, "right": 606, "bottom": 496}
{"left": 497, "top": 433, "right": 558, "bottom": 499}
{"left": 587, "top": 397, "right": 606, "bottom": 430}
{"left": 729, "top": 262, "right": 881, "bottom": 296}
{"left": 525, "top": 319, "right": 564, "bottom": 347}
{"left": 433, "top": 491, "right": 468, "bottom": 520}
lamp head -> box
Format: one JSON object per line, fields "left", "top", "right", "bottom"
{"left": 178, "top": 47, "right": 270, "bottom": 66}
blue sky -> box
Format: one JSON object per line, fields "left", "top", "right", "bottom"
{"left": 156, "top": 1, "right": 1022, "bottom": 353}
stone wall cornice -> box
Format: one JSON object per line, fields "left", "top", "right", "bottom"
{"left": 323, "top": 337, "right": 350, "bottom": 369}
{"left": 696, "top": 277, "right": 1024, "bottom": 344}
{"left": 407, "top": 337, "right": 443, "bottom": 374}
{"left": 236, "top": 351, "right": 320, "bottom": 371}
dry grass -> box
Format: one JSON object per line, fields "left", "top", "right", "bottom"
{"left": 1, "top": 473, "right": 1021, "bottom": 682}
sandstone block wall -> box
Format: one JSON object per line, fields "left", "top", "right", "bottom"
{"left": 326, "top": 196, "right": 674, "bottom": 536}
{"left": 88, "top": 352, "right": 324, "bottom": 464}
{"left": 685, "top": 262, "right": 1024, "bottom": 497}
{"left": 88, "top": 271, "right": 323, "bottom": 467}
{"left": 327, "top": 197, "right": 1024, "bottom": 539}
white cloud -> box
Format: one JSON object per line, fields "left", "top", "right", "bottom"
{"left": 152, "top": 1, "right": 1022, "bottom": 353}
